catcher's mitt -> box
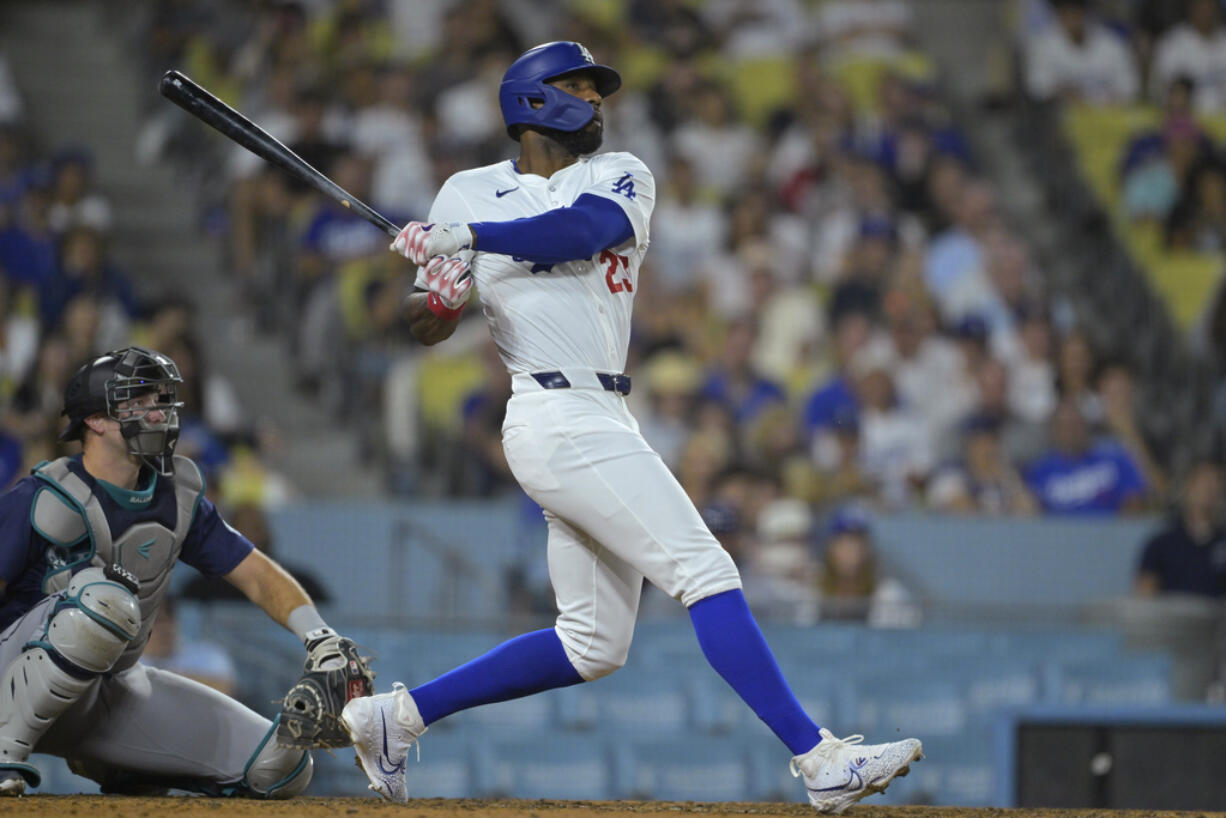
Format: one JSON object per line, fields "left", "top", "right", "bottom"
{"left": 276, "top": 631, "right": 374, "bottom": 749}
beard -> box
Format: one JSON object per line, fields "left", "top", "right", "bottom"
{"left": 529, "top": 114, "right": 604, "bottom": 156}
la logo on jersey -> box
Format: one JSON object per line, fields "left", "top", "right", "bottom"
{"left": 578, "top": 44, "right": 595, "bottom": 64}
{"left": 612, "top": 172, "right": 635, "bottom": 200}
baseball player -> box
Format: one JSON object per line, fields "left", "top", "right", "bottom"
{"left": 0, "top": 346, "right": 372, "bottom": 797}
{"left": 341, "top": 42, "right": 923, "bottom": 814}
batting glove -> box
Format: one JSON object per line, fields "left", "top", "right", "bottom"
{"left": 422, "top": 255, "right": 474, "bottom": 320}
{"left": 392, "top": 221, "right": 474, "bottom": 265}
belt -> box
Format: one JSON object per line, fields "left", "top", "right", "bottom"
{"left": 530, "top": 370, "right": 631, "bottom": 396}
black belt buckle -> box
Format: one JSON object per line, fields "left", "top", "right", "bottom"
{"left": 597, "top": 372, "right": 632, "bottom": 396}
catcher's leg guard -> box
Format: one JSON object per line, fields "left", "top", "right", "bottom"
{"left": 238, "top": 717, "right": 313, "bottom": 798}
{"left": 0, "top": 567, "right": 140, "bottom": 791}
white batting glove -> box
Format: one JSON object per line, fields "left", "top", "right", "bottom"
{"left": 422, "top": 255, "right": 474, "bottom": 320}
{"left": 392, "top": 221, "right": 474, "bottom": 265}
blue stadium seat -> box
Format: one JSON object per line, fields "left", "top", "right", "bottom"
{"left": 849, "top": 677, "right": 967, "bottom": 738}
{"left": 906, "top": 734, "right": 996, "bottom": 807}
{"left": 26, "top": 754, "right": 100, "bottom": 795}
{"left": 617, "top": 738, "right": 753, "bottom": 801}
{"left": 410, "top": 732, "right": 478, "bottom": 797}
{"left": 311, "top": 748, "right": 374, "bottom": 797}
{"left": 458, "top": 687, "right": 561, "bottom": 732}
{"left": 481, "top": 733, "right": 611, "bottom": 799}
{"left": 1044, "top": 654, "right": 1173, "bottom": 705}
{"left": 557, "top": 670, "right": 694, "bottom": 734}
{"left": 960, "top": 661, "right": 1042, "bottom": 720}
{"left": 991, "top": 629, "right": 1124, "bottom": 663}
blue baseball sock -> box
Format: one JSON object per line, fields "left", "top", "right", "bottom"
{"left": 409, "top": 628, "right": 583, "bottom": 726}
{"left": 689, "top": 589, "right": 823, "bottom": 755}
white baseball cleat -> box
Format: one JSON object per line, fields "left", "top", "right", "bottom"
{"left": 340, "top": 681, "right": 426, "bottom": 804}
{"left": 790, "top": 727, "right": 923, "bottom": 814}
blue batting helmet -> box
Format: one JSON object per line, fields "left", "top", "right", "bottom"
{"left": 499, "top": 41, "right": 621, "bottom": 141}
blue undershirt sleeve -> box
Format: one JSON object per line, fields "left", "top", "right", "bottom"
{"left": 468, "top": 193, "right": 634, "bottom": 265}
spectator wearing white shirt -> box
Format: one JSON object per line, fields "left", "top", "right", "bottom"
{"left": 816, "top": 0, "right": 915, "bottom": 66}
{"left": 650, "top": 155, "right": 726, "bottom": 294}
{"left": 851, "top": 343, "right": 933, "bottom": 506}
{"left": 1025, "top": 0, "right": 1139, "bottom": 104}
{"left": 886, "top": 299, "right": 975, "bottom": 458}
{"left": 671, "top": 82, "right": 762, "bottom": 198}
{"left": 1151, "top": 0, "right": 1226, "bottom": 113}
{"left": 702, "top": 0, "right": 811, "bottom": 59}
{"left": 351, "top": 65, "right": 434, "bottom": 218}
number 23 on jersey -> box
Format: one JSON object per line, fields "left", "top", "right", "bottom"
{"left": 601, "top": 250, "right": 632, "bottom": 294}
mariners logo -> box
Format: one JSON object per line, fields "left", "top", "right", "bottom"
{"left": 577, "top": 43, "right": 594, "bottom": 64}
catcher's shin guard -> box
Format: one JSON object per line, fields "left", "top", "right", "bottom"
{"left": 241, "top": 717, "right": 313, "bottom": 798}
{"left": 0, "top": 566, "right": 140, "bottom": 790}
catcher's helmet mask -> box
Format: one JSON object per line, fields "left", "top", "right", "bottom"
{"left": 499, "top": 41, "right": 621, "bottom": 143}
{"left": 60, "top": 346, "right": 185, "bottom": 476}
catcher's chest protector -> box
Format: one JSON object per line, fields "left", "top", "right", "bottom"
{"left": 31, "top": 455, "right": 204, "bottom": 671}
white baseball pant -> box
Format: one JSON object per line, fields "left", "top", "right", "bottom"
{"left": 502, "top": 372, "right": 742, "bottom": 681}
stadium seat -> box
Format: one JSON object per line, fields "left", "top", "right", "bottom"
{"left": 617, "top": 737, "right": 753, "bottom": 802}
{"left": 1044, "top": 654, "right": 1173, "bottom": 706}
{"left": 482, "top": 733, "right": 612, "bottom": 800}
{"left": 25, "top": 754, "right": 101, "bottom": 795}
{"left": 908, "top": 735, "right": 996, "bottom": 807}
{"left": 849, "top": 676, "right": 968, "bottom": 738}
{"left": 556, "top": 668, "right": 693, "bottom": 734}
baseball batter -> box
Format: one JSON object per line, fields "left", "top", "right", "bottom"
{"left": 0, "top": 346, "right": 370, "bottom": 797}
{"left": 341, "top": 43, "right": 922, "bottom": 814}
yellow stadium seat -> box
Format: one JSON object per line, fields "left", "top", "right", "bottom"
{"left": 720, "top": 55, "right": 797, "bottom": 128}
{"left": 417, "top": 352, "right": 486, "bottom": 435}
{"left": 1064, "top": 103, "right": 1226, "bottom": 328}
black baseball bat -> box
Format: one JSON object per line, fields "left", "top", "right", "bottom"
{"left": 158, "top": 69, "right": 399, "bottom": 238}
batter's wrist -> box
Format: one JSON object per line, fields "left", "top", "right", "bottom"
{"left": 427, "top": 291, "right": 465, "bottom": 320}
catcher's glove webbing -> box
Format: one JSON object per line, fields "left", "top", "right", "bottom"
{"left": 277, "top": 630, "right": 374, "bottom": 749}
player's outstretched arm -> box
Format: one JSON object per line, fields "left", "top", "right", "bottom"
{"left": 224, "top": 549, "right": 374, "bottom": 748}
{"left": 405, "top": 255, "right": 474, "bottom": 346}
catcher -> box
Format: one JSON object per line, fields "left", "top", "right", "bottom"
{"left": 0, "top": 346, "right": 372, "bottom": 797}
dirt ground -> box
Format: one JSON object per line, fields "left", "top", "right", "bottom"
{"left": 1, "top": 797, "right": 1224, "bottom": 818}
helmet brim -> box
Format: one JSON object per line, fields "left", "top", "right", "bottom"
{"left": 545, "top": 64, "right": 621, "bottom": 99}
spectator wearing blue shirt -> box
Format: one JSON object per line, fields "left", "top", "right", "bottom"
{"left": 1135, "top": 461, "right": 1226, "bottom": 597}
{"left": 802, "top": 310, "right": 873, "bottom": 438}
{"left": 699, "top": 319, "right": 785, "bottom": 425}
{"left": 1025, "top": 398, "right": 1148, "bottom": 514}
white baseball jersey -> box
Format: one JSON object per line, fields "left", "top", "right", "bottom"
{"left": 415, "top": 152, "right": 655, "bottom": 375}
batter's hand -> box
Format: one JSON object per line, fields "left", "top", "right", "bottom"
{"left": 392, "top": 221, "right": 474, "bottom": 265}
{"left": 423, "top": 255, "right": 474, "bottom": 320}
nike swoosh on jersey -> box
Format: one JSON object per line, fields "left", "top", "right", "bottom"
{"left": 376, "top": 710, "right": 406, "bottom": 776}
{"left": 495, "top": 186, "right": 519, "bottom": 197}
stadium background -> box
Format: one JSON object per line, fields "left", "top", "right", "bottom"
{"left": 1, "top": 0, "right": 1225, "bottom": 811}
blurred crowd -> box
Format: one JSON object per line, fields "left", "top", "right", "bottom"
{"left": 3, "top": 0, "right": 1220, "bottom": 624}
{"left": 0, "top": 49, "right": 294, "bottom": 526}
{"left": 1020, "top": 0, "right": 1226, "bottom": 253}
{"left": 133, "top": 0, "right": 1191, "bottom": 588}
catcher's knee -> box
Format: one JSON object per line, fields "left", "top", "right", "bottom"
{"left": 554, "top": 621, "right": 632, "bottom": 681}
{"left": 242, "top": 718, "right": 313, "bottom": 798}
{"left": 46, "top": 566, "right": 141, "bottom": 674}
